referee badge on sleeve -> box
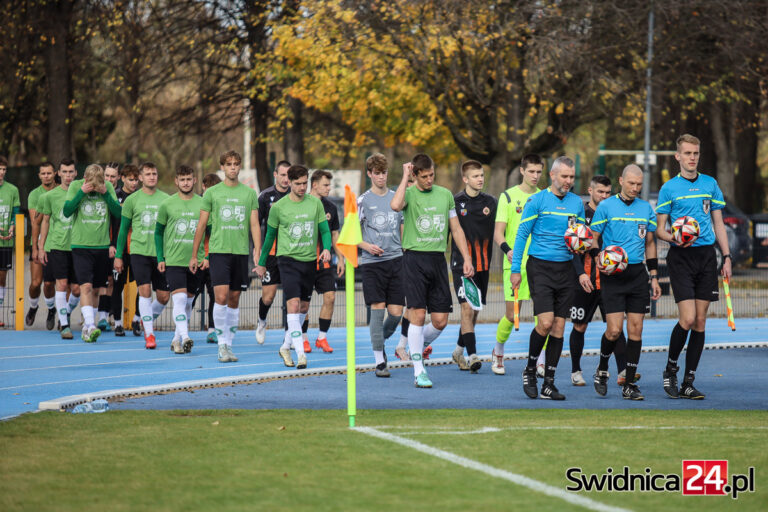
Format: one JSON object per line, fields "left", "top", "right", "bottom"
{"left": 638, "top": 223, "right": 647, "bottom": 238}
{"left": 702, "top": 199, "right": 710, "bottom": 214}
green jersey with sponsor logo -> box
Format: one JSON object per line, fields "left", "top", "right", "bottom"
{"left": 0, "top": 181, "right": 20, "bottom": 248}
{"left": 121, "top": 188, "right": 169, "bottom": 257}
{"left": 402, "top": 184, "right": 455, "bottom": 252}
{"left": 38, "top": 186, "right": 74, "bottom": 252}
{"left": 157, "top": 193, "right": 205, "bottom": 267}
{"left": 267, "top": 194, "right": 325, "bottom": 262}
{"left": 65, "top": 179, "right": 119, "bottom": 248}
{"left": 201, "top": 182, "right": 258, "bottom": 255}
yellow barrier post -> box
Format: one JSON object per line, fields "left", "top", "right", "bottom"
{"left": 15, "top": 213, "right": 24, "bottom": 330}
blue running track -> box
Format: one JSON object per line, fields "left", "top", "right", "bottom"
{"left": 1, "top": 318, "right": 766, "bottom": 419}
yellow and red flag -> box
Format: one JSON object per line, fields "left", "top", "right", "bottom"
{"left": 337, "top": 184, "right": 363, "bottom": 267}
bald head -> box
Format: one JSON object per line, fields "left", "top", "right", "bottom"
{"left": 619, "top": 164, "right": 643, "bottom": 199}
{"left": 622, "top": 164, "right": 643, "bottom": 178}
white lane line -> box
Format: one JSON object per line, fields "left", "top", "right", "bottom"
{"left": 379, "top": 425, "right": 768, "bottom": 435}
{"left": 354, "top": 426, "right": 630, "bottom": 512}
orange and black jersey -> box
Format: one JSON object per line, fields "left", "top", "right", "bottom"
{"left": 258, "top": 185, "right": 289, "bottom": 255}
{"left": 316, "top": 196, "right": 340, "bottom": 270}
{"left": 579, "top": 202, "right": 600, "bottom": 286}
{"left": 450, "top": 191, "right": 497, "bottom": 272}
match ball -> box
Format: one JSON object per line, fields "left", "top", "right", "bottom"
{"left": 672, "top": 216, "right": 700, "bottom": 245}
{"left": 564, "top": 223, "right": 593, "bottom": 254}
{"left": 597, "top": 245, "right": 628, "bottom": 275}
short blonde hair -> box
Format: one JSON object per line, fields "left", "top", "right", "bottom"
{"left": 84, "top": 164, "right": 104, "bottom": 188}
{"left": 676, "top": 134, "right": 700, "bottom": 151}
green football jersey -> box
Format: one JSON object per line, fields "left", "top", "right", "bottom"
{"left": 402, "top": 184, "right": 455, "bottom": 252}
{"left": 38, "top": 186, "right": 74, "bottom": 252}
{"left": 201, "top": 182, "right": 258, "bottom": 255}
{"left": 495, "top": 185, "right": 539, "bottom": 270}
{"left": 157, "top": 193, "right": 205, "bottom": 267}
{"left": 121, "top": 188, "right": 169, "bottom": 257}
{"left": 65, "top": 180, "right": 118, "bottom": 249}
{"left": 28, "top": 184, "right": 55, "bottom": 248}
{"left": 267, "top": 194, "right": 325, "bottom": 262}
{"left": 0, "top": 181, "right": 21, "bottom": 248}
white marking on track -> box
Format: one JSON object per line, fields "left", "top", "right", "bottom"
{"left": 373, "top": 425, "right": 768, "bottom": 434}
{"left": 354, "top": 426, "right": 630, "bottom": 512}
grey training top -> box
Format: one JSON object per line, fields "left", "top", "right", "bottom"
{"left": 357, "top": 188, "right": 403, "bottom": 264}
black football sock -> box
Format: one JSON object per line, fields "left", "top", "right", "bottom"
{"left": 401, "top": 316, "right": 410, "bottom": 337}
{"left": 457, "top": 331, "right": 465, "bottom": 348}
{"left": 667, "top": 322, "right": 689, "bottom": 370}
{"left": 569, "top": 329, "right": 585, "bottom": 372}
{"left": 464, "top": 332, "right": 477, "bottom": 356}
{"left": 624, "top": 338, "right": 642, "bottom": 384}
{"left": 302, "top": 318, "right": 308, "bottom": 334}
{"left": 598, "top": 333, "right": 615, "bottom": 372}
{"left": 526, "top": 328, "right": 548, "bottom": 368}
{"left": 98, "top": 295, "right": 111, "bottom": 314}
{"left": 258, "top": 298, "right": 270, "bottom": 322}
{"left": 684, "top": 330, "right": 705, "bottom": 381}
{"left": 544, "top": 335, "right": 564, "bottom": 378}
{"left": 614, "top": 331, "right": 627, "bottom": 373}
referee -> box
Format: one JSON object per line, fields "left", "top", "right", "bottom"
{"left": 655, "top": 134, "right": 731, "bottom": 399}
{"left": 588, "top": 165, "right": 661, "bottom": 400}
{"left": 510, "top": 156, "right": 591, "bottom": 400}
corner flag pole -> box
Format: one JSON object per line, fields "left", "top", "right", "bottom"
{"left": 336, "top": 185, "right": 362, "bottom": 428}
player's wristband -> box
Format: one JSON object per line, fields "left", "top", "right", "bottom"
{"left": 500, "top": 242, "right": 512, "bottom": 254}
{"left": 723, "top": 254, "right": 732, "bottom": 260}
{"left": 650, "top": 275, "right": 658, "bottom": 280}
{"left": 646, "top": 258, "right": 658, "bottom": 271}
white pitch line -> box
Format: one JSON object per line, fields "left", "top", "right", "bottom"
{"left": 354, "top": 426, "right": 630, "bottom": 512}
{"left": 382, "top": 425, "right": 768, "bottom": 435}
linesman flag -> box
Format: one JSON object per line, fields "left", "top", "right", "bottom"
{"left": 336, "top": 185, "right": 362, "bottom": 428}
{"left": 337, "top": 185, "right": 363, "bottom": 267}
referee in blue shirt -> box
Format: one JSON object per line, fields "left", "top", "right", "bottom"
{"left": 655, "top": 134, "right": 732, "bottom": 400}
{"left": 589, "top": 165, "right": 662, "bottom": 400}
{"left": 511, "top": 156, "right": 592, "bottom": 400}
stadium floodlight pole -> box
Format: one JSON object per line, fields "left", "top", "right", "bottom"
{"left": 15, "top": 213, "right": 24, "bottom": 330}
{"left": 336, "top": 185, "right": 363, "bottom": 428}
{"left": 642, "top": 4, "right": 654, "bottom": 201}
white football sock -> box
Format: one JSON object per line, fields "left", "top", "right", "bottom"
{"left": 374, "top": 350, "right": 385, "bottom": 366}
{"left": 82, "top": 305, "right": 95, "bottom": 329}
{"left": 139, "top": 296, "right": 154, "bottom": 336}
{"left": 213, "top": 303, "right": 227, "bottom": 346}
{"left": 67, "top": 294, "right": 80, "bottom": 313}
{"left": 44, "top": 295, "right": 55, "bottom": 309}
{"left": 55, "top": 291, "right": 69, "bottom": 327}
{"left": 151, "top": 298, "right": 165, "bottom": 319}
{"left": 288, "top": 313, "right": 304, "bottom": 356}
{"left": 226, "top": 307, "right": 239, "bottom": 346}
{"left": 172, "top": 292, "right": 188, "bottom": 339}
{"left": 422, "top": 322, "right": 443, "bottom": 346}
{"left": 494, "top": 342, "right": 505, "bottom": 356}
{"left": 29, "top": 296, "right": 40, "bottom": 308}
{"left": 408, "top": 324, "right": 425, "bottom": 376}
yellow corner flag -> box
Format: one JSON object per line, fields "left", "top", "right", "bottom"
{"left": 336, "top": 185, "right": 362, "bottom": 427}
{"left": 337, "top": 185, "right": 363, "bottom": 267}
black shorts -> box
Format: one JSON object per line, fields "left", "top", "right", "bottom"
{"left": 277, "top": 256, "right": 315, "bottom": 301}
{"left": 667, "top": 245, "right": 719, "bottom": 303}
{"left": 314, "top": 266, "right": 336, "bottom": 294}
{"left": 72, "top": 248, "right": 110, "bottom": 287}
{"left": 403, "top": 251, "right": 452, "bottom": 314}
{"left": 453, "top": 269, "right": 490, "bottom": 305}
{"left": 526, "top": 256, "right": 577, "bottom": 318}
{"left": 131, "top": 254, "right": 169, "bottom": 291}
{"left": 46, "top": 250, "right": 76, "bottom": 282}
{"left": 570, "top": 286, "right": 604, "bottom": 325}
{"left": 261, "top": 254, "right": 281, "bottom": 286}
{"left": 165, "top": 266, "right": 201, "bottom": 295}
{"left": 0, "top": 247, "right": 12, "bottom": 270}
{"left": 600, "top": 263, "right": 650, "bottom": 315}
{"left": 361, "top": 257, "right": 404, "bottom": 306}
{"left": 209, "top": 253, "right": 250, "bottom": 291}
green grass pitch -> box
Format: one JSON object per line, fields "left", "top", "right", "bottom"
{"left": 1, "top": 409, "right": 765, "bottom": 511}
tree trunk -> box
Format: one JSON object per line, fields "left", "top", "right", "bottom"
{"left": 709, "top": 103, "right": 736, "bottom": 201}
{"left": 284, "top": 96, "right": 304, "bottom": 165}
{"left": 42, "top": 0, "right": 74, "bottom": 166}
{"left": 735, "top": 98, "right": 761, "bottom": 213}
{"left": 487, "top": 152, "right": 510, "bottom": 197}
{"left": 251, "top": 97, "right": 270, "bottom": 190}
